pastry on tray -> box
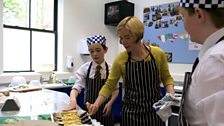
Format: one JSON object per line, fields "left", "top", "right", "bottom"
{"left": 53, "top": 110, "right": 92, "bottom": 126}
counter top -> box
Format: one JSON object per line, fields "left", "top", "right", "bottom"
{"left": 41, "top": 84, "right": 73, "bottom": 89}
{"left": 0, "top": 89, "right": 70, "bottom": 117}
{"left": 174, "top": 85, "right": 183, "bottom": 93}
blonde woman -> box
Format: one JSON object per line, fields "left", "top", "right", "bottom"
{"left": 87, "top": 17, "right": 174, "bottom": 126}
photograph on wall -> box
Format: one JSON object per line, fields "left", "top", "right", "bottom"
{"left": 143, "top": 2, "right": 199, "bottom": 63}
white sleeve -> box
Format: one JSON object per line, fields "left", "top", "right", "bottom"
{"left": 72, "top": 62, "right": 89, "bottom": 93}
{"left": 194, "top": 54, "right": 224, "bottom": 126}
{"left": 197, "top": 91, "right": 224, "bottom": 126}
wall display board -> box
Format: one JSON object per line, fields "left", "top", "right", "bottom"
{"left": 143, "top": 2, "right": 200, "bottom": 63}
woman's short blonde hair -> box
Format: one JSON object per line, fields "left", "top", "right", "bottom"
{"left": 117, "top": 16, "right": 144, "bottom": 43}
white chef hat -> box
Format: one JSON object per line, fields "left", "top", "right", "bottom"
{"left": 86, "top": 35, "right": 106, "bottom": 46}
{"left": 179, "top": 0, "right": 224, "bottom": 8}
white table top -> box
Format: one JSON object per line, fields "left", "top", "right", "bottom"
{"left": 0, "top": 89, "right": 70, "bottom": 116}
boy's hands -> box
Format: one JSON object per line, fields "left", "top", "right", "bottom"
{"left": 63, "top": 99, "right": 78, "bottom": 111}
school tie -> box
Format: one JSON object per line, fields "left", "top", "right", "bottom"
{"left": 191, "top": 57, "right": 199, "bottom": 75}
{"left": 178, "top": 72, "right": 191, "bottom": 126}
{"left": 178, "top": 57, "right": 199, "bottom": 126}
{"left": 94, "top": 65, "right": 101, "bottom": 79}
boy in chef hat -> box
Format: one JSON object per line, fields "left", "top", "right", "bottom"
{"left": 65, "top": 35, "right": 119, "bottom": 126}
{"left": 178, "top": 0, "right": 224, "bottom": 126}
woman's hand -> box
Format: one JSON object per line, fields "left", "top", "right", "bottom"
{"left": 103, "top": 102, "right": 112, "bottom": 116}
{"left": 86, "top": 102, "right": 99, "bottom": 115}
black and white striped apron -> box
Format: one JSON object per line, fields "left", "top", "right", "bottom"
{"left": 121, "top": 46, "right": 164, "bottom": 126}
{"left": 85, "top": 62, "right": 114, "bottom": 126}
{"left": 178, "top": 35, "right": 224, "bottom": 126}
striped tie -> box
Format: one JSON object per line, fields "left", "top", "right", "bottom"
{"left": 94, "top": 65, "right": 101, "bottom": 79}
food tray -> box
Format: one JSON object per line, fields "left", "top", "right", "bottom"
{"left": 52, "top": 110, "right": 101, "bottom": 126}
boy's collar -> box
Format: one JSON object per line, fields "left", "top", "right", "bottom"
{"left": 92, "top": 60, "right": 106, "bottom": 69}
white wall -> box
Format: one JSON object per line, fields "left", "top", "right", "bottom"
{"left": 62, "top": 0, "right": 119, "bottom": 72}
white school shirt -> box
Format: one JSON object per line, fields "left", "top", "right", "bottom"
{"left": 72, "top": 61, "right": 112, "bottom": 93}
{"left": 184, "top": 28, "right": 224, "bottom": 126}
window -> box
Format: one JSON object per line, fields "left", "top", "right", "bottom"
{"left": 3, "top": 0, "right": 58, "bottom": 72}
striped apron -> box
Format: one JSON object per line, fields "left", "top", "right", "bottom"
{"left": 121, "top": 46, "right": 164, "bottom": 126}
{"left": 85, "top": 62, "right": 114, "bottom": 126}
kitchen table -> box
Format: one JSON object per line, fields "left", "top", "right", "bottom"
{"left": 0, "top": 89, "right": 70, "bottom": 117}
